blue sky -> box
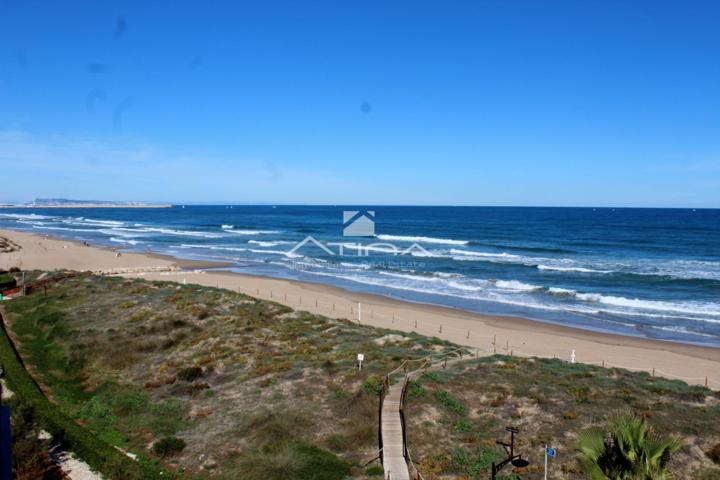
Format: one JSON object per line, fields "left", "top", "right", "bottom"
{"left": 1, "top": 1, "right": 719, "bottom": 207}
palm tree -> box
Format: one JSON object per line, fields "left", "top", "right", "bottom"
{"left": 576, "top": 411, "right": 681, "bottom": 479}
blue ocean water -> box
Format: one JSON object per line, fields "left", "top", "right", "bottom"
{"left": 1, "top": 206, "right": 719, "bottom": 346}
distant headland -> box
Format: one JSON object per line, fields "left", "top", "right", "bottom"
{"left": 0, "top": 198, "right": 172, "bottom": 208}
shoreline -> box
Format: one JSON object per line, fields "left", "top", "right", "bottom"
{"left": 1, "top": 228, "right": 719, "bottom": 388}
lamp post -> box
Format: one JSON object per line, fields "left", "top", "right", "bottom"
{"left": 491, "top": 426, "right": 529, "bottom": 479}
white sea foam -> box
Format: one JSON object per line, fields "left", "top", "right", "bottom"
{"left": 494, "top": 280, "right": 542, "bottom": 291}
{"left": 98, "top": 228, "right": 146, "bottom": 238}
{"left": 537, "top": 265, "right": 610, "bottom": 274}
{"left": 226, "top": 229, "right": 281, "bottom": 235}
{"left": 141, "top": 227, "right": 224, "bottom": 238}
{"left": 650, "top": 325, "right": 716, "bottom": 338}
{"left": 248, "top": 240, "right": 293, "bottom": 247}
{"left": 376, "top": 234, "right": 468, "bottom": 245}
{"left": 575, "top": 292, "right": 719, "bottom": 317}
{"left": 109, "top": 237, "right": 140, "bottom": 245}
{"left": 32, "top": 225, "right": 97, "bottom": 232}
{"left": 1, "top": 213, "right": 54, "bottom": 220}
{"left": 62, "top": 217, "right": 124, "bottom": 227}
{"left": 248, "top": 248, "right": 300, "bottom": 258}
{"left": 177, "top": 243, "right": 248, "bottom": 252}
{"left": 548, "top": 287, "right": 577, "bottom": 296}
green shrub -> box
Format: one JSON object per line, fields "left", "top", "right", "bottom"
{"left": 366, "top": 465, "right": 384, "bottom": 476}
{"left": 152, "top": 436, "right": 186, "bottom": 457}
{"left": 453, "top": 419, "right": 472, "bottom": 433}
{"left": 407, "top": 381, "right": 425, "bottom": 398}
{"left": 434, "top": 390, "right": 466, "bottom": 416}
{"left": 451, "top": 446, "right": 503, "bottom": 476}
{"left": 232, "top": 441, "right": 350, "bottom": 480}
{"left": 177, "top": 366, "right": 203, "bottom": 382}
{"left": 362, "top": 375, "right": 384, "bottom": 396}
{"left": 0, "top": 273, "right": 17, "bottom": 290}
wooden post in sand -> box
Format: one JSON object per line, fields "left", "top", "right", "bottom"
{"left": 414, "top": 319, "right": 417, "bottom": 329}
{"left": 439, "top": 324, "right": 442, "bottom": 334}
{"left": 602, "top": 360, "right": 605, "bottom": 368}
{"left": 652, "top": 368, "right": 655, "bottom": 378}
{"left": 505, "top": 339, "right": 509, "bottom": 351}
{"left": 466, "top": 329, "right": 470, "bottom": 339}
{"left": 300, "top": 296, "right": 302, "bottom": 305}
{"left": 706, "top": 376, "right": 709, "bottom": 388}
{"left": 315, "top": 299, "right": 318, "bottom": 308}
{"left": 270, "top": 290, "right": 273, "bottom": 298}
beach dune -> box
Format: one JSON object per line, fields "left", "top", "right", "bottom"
{"left": 1, "top": 228, "right": 719, "bottom": 389}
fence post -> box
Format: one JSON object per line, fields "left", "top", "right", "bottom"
{"left": 506, "top": 339, "right": 509, "bottom": 351}
{"left": 706, "top": 376, "right": 709, "bottom": 388}
{"left": 652, "top": 367, "right": 655, "bottom": 378}
{"left": 414, "top": 319, "right": 417, "bottom": 329}
{"left": 602, "top": 360, "right": 605, "bottom": 368}
{"left": 439, "top": 325, "right": 442, "bottom": 334}
{"left": 466, "top": 329, "right": 470, "bottom": 339}
{"left": 315, "top": 299, "right": 318, "bottom": 308}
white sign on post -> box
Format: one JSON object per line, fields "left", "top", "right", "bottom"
{"left": 357, "top": 353, "right": 364, "bottom": 370}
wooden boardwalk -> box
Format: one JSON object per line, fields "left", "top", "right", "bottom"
{"left": 380, "top": 378, "right": 410, "bottom": 480}
{"left": 379, "top": 347, "right": 477, "bottom": 480}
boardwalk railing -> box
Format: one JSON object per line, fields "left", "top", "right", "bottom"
{"left": 379, "top": 346, "right": 479, "bottom": 479}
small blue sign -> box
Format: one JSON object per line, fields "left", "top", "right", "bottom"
{"left": 546, "top": 447, "right": 556, "bottom": 458}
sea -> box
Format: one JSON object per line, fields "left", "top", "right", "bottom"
{"left": 1, "top": 206, "right": 719, "bottom": 347}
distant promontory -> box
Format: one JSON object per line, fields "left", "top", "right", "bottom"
{"left": 0, "top": 198, "right": 172, "bottom": 208}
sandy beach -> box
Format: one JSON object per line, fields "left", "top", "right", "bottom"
{"left": 2, "top": 228, "right": 719, "bottom": 389}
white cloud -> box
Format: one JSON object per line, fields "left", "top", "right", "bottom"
{"left": 0, "top": 130, "right": 370, "bottom": 203}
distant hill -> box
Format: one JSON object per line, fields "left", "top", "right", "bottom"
{"left": 29, "top": 198, "right": 162, "bottom": 206}
{"left": 0, "top": 199, "right": 172, "bottom": 208}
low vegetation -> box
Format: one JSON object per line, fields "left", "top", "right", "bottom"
{"left": 1, "top": 271, "right": 719, "bottom": 479}
{"left": 0, "top": 272, "right": 451, "bottom": 478}
{"left": 405, "top": 356, "right": 720, "bottom": 479}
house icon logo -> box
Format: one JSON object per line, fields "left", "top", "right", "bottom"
{"left": 343, "top": 210, "right": 375, "bottom": 237}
